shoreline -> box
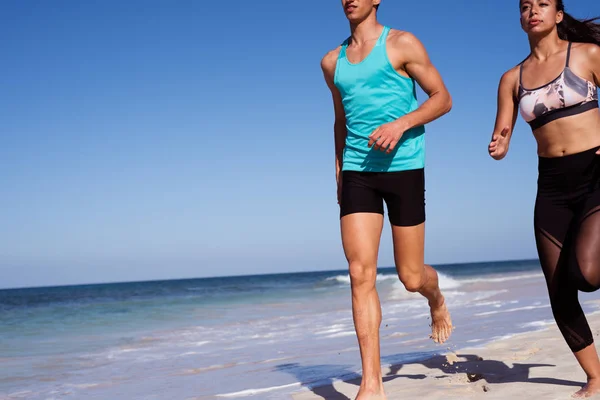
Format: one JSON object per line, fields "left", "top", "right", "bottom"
{"left": 292, "top": 309, "right": 600, "bottom": 400}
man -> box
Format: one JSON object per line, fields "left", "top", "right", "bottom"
{"left": 320, "top": 1, "right": 453, "bottom": 399}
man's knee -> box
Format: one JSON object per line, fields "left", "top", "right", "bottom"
{"left": 398, "top": 269, "right": 425, "bottom": 293}
{"left": 349, "top": 261, "right": 377, "bottom": 291}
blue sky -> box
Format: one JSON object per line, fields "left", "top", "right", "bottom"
{"left": 1, "top": 1, "right": 598, "bottom": 289}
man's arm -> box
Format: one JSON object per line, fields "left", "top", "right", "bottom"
{"left": 369, "top": 32, "right": 451, "bottom": 152}
{"left": 393, "top": 32, "right": 452, "bottom": 130}
{"left": 321, "top": 48, "right": 347, "bottom": 183}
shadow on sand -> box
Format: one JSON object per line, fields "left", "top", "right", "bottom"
{"left": 276, "top": 352, "right": 583, "bottom": 399}
{"left": 388, "top": 353, "right": 583, "bottom": 387}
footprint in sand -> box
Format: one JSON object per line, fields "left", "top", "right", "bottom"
{"left": 510, "top": 347, "right": 541, "bottom": 361}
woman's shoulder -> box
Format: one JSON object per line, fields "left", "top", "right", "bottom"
{"left": 500, "top": 64, "right": 521, "bottom": 86}
{"left": 571, "top": 42, "right": 600, "bottom": 82}
{"left": 573, "top": 42, "right": 600, "bottom": 61}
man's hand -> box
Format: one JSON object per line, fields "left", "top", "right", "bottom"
{"left": 488, "top": 126, "right": 510, "bottom": 160}
{"left": 368, "top": 120, "right": 405, "bottom": 153}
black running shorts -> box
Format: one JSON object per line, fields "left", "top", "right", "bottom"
{"left": 339, "top": 168, "right": 425, "bottom": 227}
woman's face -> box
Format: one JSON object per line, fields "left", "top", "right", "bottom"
{"left": 519, "top": 0, "right": 563, "bottom": 36}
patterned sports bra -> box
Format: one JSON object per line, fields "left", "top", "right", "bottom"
{"left": 518, "top": 42, "right": 598, "bottom": 130}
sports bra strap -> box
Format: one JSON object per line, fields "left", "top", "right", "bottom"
{"left": 519, "top": 61, "right": 524, "bottom": 86}
{"left": 566, "top": 42, "right": 572, "bottom": 67}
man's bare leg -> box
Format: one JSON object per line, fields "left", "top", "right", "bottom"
{"left": 392, "top": 223, "right": 453, "bottom": 343}
{"left": 341, "top": 212, "right": 387, "bottom": 400}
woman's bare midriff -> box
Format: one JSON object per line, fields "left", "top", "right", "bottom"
{"left": 533, "top": 109, "right": 600, "bottom": 157}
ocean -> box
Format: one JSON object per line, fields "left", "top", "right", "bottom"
{"left": 1, "top": 259, "right": 599, "bottom": 399}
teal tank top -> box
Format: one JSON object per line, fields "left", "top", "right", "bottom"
{"left": 334, "top": 26, "right": 425, "bottom": 172}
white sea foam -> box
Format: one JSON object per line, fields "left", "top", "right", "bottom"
{"left": 470, "top": 290, "right": 509, "bottom": 301}
{"left": 223, "top": 345, "right": 247, "bottom": 351}
{"left": 325, "top": 273, "right": 399, "bottom": 285}
{"left": 398, "top": 337, "right": 428, "bottom": 345}
{"left": 385, "top": 299, "right": 426, "bottom": 309}
{"left": 215, "top": 382, "right": 302, "bottom": 397}
{"left": 183, "top": 363, "right": 240, "bottom": 374}
{"left": 438, "top": 273, "right": 463, "bottom": 289}
{"left": 314, "top": 324, "right": 347, "bottom": 335}
{"left": 333, "top": 317, "right": 353, "bottom": 324}
{"left": 460, "top": 272, "right": 543, "bottom": 284}
{"left": 65, "top": 383, "right": 100, "bottom": 389}
{"left": 250, "top": 333, "right": 277, "bottom": 339}
{"left": 387, "top": 289, "right": 422, "bottom": 301}
{"left": 178, "top": 351, "right": 201, "bottom": 357}
{"left": 329, "top": 271, "right": 537, "bottom": 290}
{"left": 491, "top": 334, "right": 518, "bottom": 341}
{"left": 384, "top": 332, "right": 410, "bottom": 339}
{"left": 117, "top": 348, "right": 144, "bottom": 353}
{"left": 5, "top": 391, "right": 35, "bottom": 399}
{"left": 520, "top": 320, "right": 552, "bottom": 329}
{"left": 324, "top": 331, "right": 356, "bottom": 339}
{"left": 475, "top": 304, "right": 549, "bottom": 316}
{"left": 259, "top": 356, "right": 293, "bottom": 364}
{"left": 472, "top": 300, "right": 504, "bottom": 307}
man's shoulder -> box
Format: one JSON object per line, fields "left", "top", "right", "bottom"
{"left": 321, "top": 46, "right": 342, "bottom": 74}
{"left": 386, "top": 28, "right": 423, "bottom": 49}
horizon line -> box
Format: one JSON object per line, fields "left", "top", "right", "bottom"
{"left": 0, "top": 257, "right": 539, "bottom": 292}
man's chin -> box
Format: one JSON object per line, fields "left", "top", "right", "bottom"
{"left": 347, "top": 16, "right": 365, "bottom": 24}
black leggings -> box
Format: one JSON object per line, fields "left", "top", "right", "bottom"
{"left": 534, "top": 146, "right": 600, "bottom": 353}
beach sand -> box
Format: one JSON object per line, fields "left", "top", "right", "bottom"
{"left": 292, "top": 311, "right": 600, "bottom": 400}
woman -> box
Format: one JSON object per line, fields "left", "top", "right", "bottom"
{"left": 488, "top": 0, "right": 600, "bottom": 397}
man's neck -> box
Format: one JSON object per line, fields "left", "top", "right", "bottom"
{"left": 349, "top": 14, "right": 383, "bottom": 45}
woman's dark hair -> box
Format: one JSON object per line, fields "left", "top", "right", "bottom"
{"left": 555, "top": 0, "right": 600, "bottom": 45}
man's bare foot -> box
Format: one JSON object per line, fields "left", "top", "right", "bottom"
{"left": 355, "top": 385, "right": 387, "bottom": 400}
{"left": 429, "top": 296, "right": 453, "bottom": 344}
{"left": 573, "top": 377, "right": 600, "bottom": 398}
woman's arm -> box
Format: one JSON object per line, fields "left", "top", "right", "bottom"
{"left": 489, "top": 67, "right": 520, "bottom": 160}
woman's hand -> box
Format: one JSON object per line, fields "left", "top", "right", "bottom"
{"left": 489, "top": 126, "right": 510, "bottom": 160}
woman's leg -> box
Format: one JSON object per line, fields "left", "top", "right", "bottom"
{"left": 534, "top": 196, "right": 600, "bottom": 397}
{"left": 571, "top": 192, "right": 600, "bottom": 291}
{"left": 569, "top": 190, "right": 600, "bottom": 397}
